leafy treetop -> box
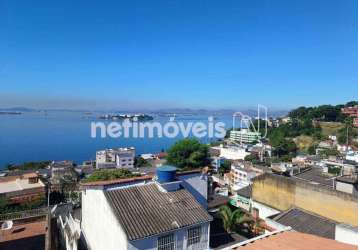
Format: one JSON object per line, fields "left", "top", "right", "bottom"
{"left": 166, "top": 139, "right": 209, "bottom": 169}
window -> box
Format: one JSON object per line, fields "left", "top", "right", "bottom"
{"left": 187, "top": 226, "right": 201, "bottom": 246}
{"left": 158, "top": 234, "right": 175, "bottom": 250}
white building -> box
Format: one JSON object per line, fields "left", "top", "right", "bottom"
{"left": 96, "top": 147, "right": 135, "bottom": 169}
{"left": 81, "top": 170, "right": 212, "bottom": 250}
{"left": 211, "top": 145, "right": 250, "bottom": 161}
{"left": 230, "top": 162, "right": 264, "bottom": 191}
{"left": 229, "top": 129, "right": 261, "bottom": 144}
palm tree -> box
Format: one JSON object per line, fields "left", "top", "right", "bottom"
{"left": 219, "top": 205, "right": 253, "bottom": 233}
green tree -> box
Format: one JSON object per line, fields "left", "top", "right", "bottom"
{"left": 134, "top": 157, "right": 150, "bottom": 168}
{"left": 219, "top": 205, "right": 252, "bottom": 233}
{"left": 307, "top": 144, "right": 316, "bottom": 155}
{"left": 218, "top": 160, "right": 231, "bottom": 175}
{"left": 166, "top": 139, "right": 209, "bottom": 169}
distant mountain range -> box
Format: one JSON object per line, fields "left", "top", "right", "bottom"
{"left": 0, "top": 107, "right": 289, "bottom": 118}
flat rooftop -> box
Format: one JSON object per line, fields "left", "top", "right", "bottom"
{"left": 0, "top": 177, "right": 45, "bottom": 194}
{"left": 0, "top": 219, "right": 47, "bottom": 250}
{"left": 293, "top": 167, "right": 334, "bottom": 188}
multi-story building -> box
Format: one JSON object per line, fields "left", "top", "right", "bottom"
{"left": 0, "top": 173, "right": 46, "bottom": 205}
{"left": 229, "top": 129, "right": 261, "bottom": 144}
{"left": 229, "top": 161, "right": 264, "bottom": 191}
{"left": 96, "top": 147, "right": 135, "bottom": 169}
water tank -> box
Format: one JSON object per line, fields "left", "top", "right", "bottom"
{"left": 156, "top": 165, "right": 177, "bottom": 183}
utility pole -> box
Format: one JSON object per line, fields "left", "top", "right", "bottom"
{"left": 346, "top": 126, "right": 349, "bottom": 146}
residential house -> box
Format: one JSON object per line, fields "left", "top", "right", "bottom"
{"left": 81, "top": 167, "right": 212, "bottom": 250}
{"left": 0, "top": 172, "right": 45, "bottom": 205}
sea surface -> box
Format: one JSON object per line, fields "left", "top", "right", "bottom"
{"left": 0, "top": 111, "right": 236, "bottom": 168}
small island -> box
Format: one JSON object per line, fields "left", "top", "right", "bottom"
{"left": 0, "top": 111, "right": 22, "bottom": 115}
{"left": 98, "top": 113, "right": 153, "bottom": 121}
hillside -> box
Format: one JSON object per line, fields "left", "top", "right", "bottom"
{"left": 320, "top": 122, "right": 345, "bottom": 136}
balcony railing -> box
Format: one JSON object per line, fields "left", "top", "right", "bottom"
{"left": 0, "top": 207, "right": 48, "bottom": 222}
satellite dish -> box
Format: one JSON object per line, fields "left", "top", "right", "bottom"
{"left": 1, "top": 221, "right": 13, "bottom": 230}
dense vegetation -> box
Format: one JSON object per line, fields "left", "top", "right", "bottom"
{"left": 5, "top": 161, "right": 51, "bottom": 171}
{"left": 267, "top": 101, "right": 358, "bottom": 158}
{"left": 288, "top": 104, "right": 349, "bottom": 122}
{"left": 83, "top": 169, "right": 140, "bottom": 182}
{"left": 0, "top": 197, "right": 46, "bottom": 215}
{"left": 166, "top": 139, "right": 210, "bottom": 169}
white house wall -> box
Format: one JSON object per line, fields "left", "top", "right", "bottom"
{"left": 82, "top": 189, "right": 128, "bottom": 250}
{"left": 128, "top": 223, "right": 210, "bottom": 250}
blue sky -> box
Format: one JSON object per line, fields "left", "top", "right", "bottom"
{"left": 0, "top": 0, "right": 357, "bottom": 110}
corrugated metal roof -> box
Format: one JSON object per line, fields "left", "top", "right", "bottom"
{"left": 273, "top": 208, "right": 336, "bottom": 239}
{"left": 104, "top": 183, "right": 212, "bottom": 241}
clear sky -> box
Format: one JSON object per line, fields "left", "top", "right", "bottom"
{"left": 1, "top": 0, "right": 357, "bottom": 110}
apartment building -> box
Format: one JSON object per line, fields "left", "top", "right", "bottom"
{"left": 229, "top": 161, "right": 265, "bottom": 191}
{"left": 230, "top": 129, "right": 261, "bottom": 144}
{"left": 96, "top": 147, "right": 135, "bottom": 169}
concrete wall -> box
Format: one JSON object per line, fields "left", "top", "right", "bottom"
{"left": 252, "top": 174, "right": 295, "bottom": 211}
{"left": 336, "top": 181, "right": 354, "bottom": 194}
{"left": 81, "top": 189, "right": 128, "bottom": 250}
{"left": 128, "top": 223, "right": 210, "bottom": 250}
{"left": 335, "top": 224, "right": 358, "bottom": 246}
{"left": 251, "top": 201, "right": 280, "bottom": 220}
{"left": 252, "top": 174, "right": 358, "bottom": 226}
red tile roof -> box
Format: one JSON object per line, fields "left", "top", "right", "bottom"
{"left": 0, "top": 220, "right": 47, "bottom": 243}
{"left": 236, "top": 231, "right": 358, "bottom": 250}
